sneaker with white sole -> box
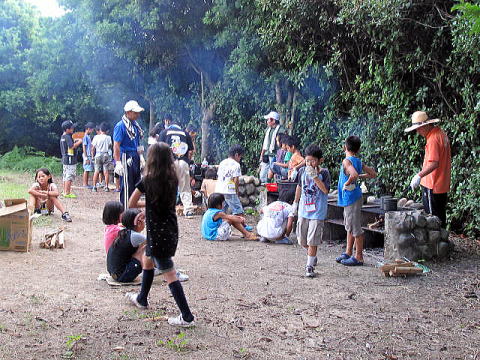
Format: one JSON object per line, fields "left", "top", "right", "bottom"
{"left": 176, "top": 271, "right": 189, "bottom": 282}
{"left": 305, "top": 266, "right": 315, "bottom": 278}
{"left": 125, "top": 292, "right": 147, "bottom": 309}
{"left": 184, "top": 211, "right": 194, "bottom": 219}
{"left": 167, "top": 314, "right": 195, "bottom": 327}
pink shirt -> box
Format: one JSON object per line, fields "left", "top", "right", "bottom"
{"left": 104, "top": 224, "right": 122, "bottom": 253}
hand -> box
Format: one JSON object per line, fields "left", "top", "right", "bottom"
{"left": 410, "top": 174, "right": 421, "bottom": 190}
{"left": 343, "top": 183, "right": 356, "bottom": 191}
{"left": 85, "top": 159, "right": 90, "bottom": 165}
{"left": 114, "top": 162, "right": 124, "bottom": 176}
{"left": 288, "top": 169, "right": 298, "bottom": 181}
{"left": 291, "top": 202, "right": 299, "bottom": 216}
{"left": 139, "top": 154, "right": 146, "bottom": 170}
{"left": 305, "top": 165, "right": 318, "bottom": 178}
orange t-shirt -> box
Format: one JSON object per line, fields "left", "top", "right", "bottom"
{"left": 288, "top": 152, "right": 304, "bottom": 177}
{"left": 420, "top": 127, "right": 451, "bottom": 194}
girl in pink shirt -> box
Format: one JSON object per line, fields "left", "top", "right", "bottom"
{"left": 102, "top": 201, "right": 124, "bottom": 253}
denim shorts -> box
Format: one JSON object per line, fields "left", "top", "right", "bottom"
{"left": 151, "top": 256, "right": 174, "bottom": 274}
{"left": 115, "top": 258, "right": 142, "bottom": 282}
{"left": 223, "top": 194, "right": 244, "bottom": 215}
{"left": 83, "top": 155, "right": 94, "bottom": 172}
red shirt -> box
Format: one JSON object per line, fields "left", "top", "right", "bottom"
{"left": 420, "top": 127, "right": 451, "bottom": 194}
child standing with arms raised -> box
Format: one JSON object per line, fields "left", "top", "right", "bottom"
{"left": 336, "top": 136, "right": 376, "bottom": 266}
{"left": 128, "top": 142, "right": 194, "bottom": 327}
{"left": 292, "top": 144, "right": 330, "bottom": 277}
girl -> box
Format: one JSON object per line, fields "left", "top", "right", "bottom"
{"left": 102, "top": 201, "right": 124, "bottom": 253}
{"left": 107, "top": 209, "right": 154, "bottom": 286}
{"left": 128, "top": 142, "right": 195, "bottom": 327}
{"left": 201, "top": 192, "right": 258, "bottom": 241}
{"left": 28, "top": 168, "right": 72, "bottom": 222}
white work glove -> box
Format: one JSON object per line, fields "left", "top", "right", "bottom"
{"left": 343, "top": 183, "right": 356, "bottom": 191}
{"left": 114, "top": 162, "right": 124, "bottom": 177}
{"left": 193, "top": 191, "right": 201, "bottom": 198}
{"left": 410, "top": 174, "right": 421, "bottom": 190}
{"left": 305, "top": 165, "right": 318, "bottom": 179}
{"left": 139, "top": 154, "right": 146, "bottom": 170}
{"left": 289, "top": 169, "right": 298, "bottom": 181}
{"left": 291, "top": 202, "right": 299, "bottom": 216}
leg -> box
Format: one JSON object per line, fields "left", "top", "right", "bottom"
{"left": 354, "top": 234, "right": 365, "bottom": 262}
{"left": 431, "top": 192, "right": 448, "bottom": 228}
{"left": 65, "top": 180, "right": 72, "bottom": 195}
{"left": 175, "top": 159, "right": 194, "bottom": 215}
{"left": 104, "top": 170, "right": 110, "bottom": 189}
{"left": 49, "top": 196, "right": 66, "bottom": 214}
{"left": 82, "top": 171, "right": 88, "bottom": 186}
{"left": 28, "top": 195, "right": 39, "bottom": 212}
{"left": 228, "top": 218, "right": 254, "bottom": 238}
{"left": 345, "top": 231, "right": 354, "bottom": 256}
{"left": 134, "top": 246, "right": 155, "bottom": 307}
{"left": 92, "top": 171, "right": 99, "bottom": 188}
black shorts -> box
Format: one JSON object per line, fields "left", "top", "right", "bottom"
{"left": 151, "top": 256, "right": 174, "bottom": 274}
{"left": 114, "top": 258, "right": 142, "bottom": 282}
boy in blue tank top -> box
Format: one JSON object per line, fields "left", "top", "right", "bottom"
{"left": 336, "top": 136, "right": 376, "bottom": 266}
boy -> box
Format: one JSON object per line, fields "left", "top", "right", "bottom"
{"left": 336, "top": 135, "right": 377, "bottom": 266}
{"left": 215, "top": 144, "right": 253, "bottom": 231}
{"left": 200, "top": 167, "right": 217, "bottom": 206}
{"left": 82, "top": 122, "right": 95, "bottom": 189}
{"left": 257, "top": 191, "right": 295, "bottom": 245}
{"left": 91, "top": 122, "right": 113, "bottom": 192}
{"left": 269, "top": 134, "right": 289, "bottom": 180}
{"left": 285, "top": 135, "right": 305, "bottom": 181}
{"left": 292, "top": 144, "right": 330, "bottom": 277}
{"left": 60, "top": 120, "right": 82, "bottom": 198}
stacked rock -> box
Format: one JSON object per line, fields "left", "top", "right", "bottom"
{"left": 384, "top": 210, "right": 453, "bottom": 261}
{"left": 236, "top": 176, "right": 264, "bottom": 213}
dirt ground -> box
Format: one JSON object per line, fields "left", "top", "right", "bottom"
{"left": 0, "top": 174, "right": 479, "bottom": 360}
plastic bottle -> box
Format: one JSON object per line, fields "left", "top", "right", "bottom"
{"left": 201, "top": 158, "right": 208, "bottom": 168}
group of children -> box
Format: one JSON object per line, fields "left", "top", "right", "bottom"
{"left": 200, "top": 135, "right": 376, "bottom": 278}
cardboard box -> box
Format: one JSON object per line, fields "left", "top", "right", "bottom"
{"left": 0, "top": 199, "right": 32, "bottom": 252}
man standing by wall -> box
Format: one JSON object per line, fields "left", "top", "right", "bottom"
{"left": 405, "top": 111, "right": 451, "bottom": 227}
{"left": 259, "top": 111, "right": 285, "bottom": 183}
{"left": 158, "top": 115, "right": 195, "bottom": 218}
{"left": 113, "top": 100, "right": 145, "bottom": 208}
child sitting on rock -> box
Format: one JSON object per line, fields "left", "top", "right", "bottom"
{"left": 257, "top": 192, "right": 295, "bottom": 245}
{"left": 28, "top": 168, "right": 72, "bottom": 222}
{"left": 201, "top": 193, "right": 257, "bottom": 241}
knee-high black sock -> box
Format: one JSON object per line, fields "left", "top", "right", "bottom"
{"left": 137, "top": 269, "right": 154, "bottom": 306}
{"left": 168, "top": 280, "right": 194, "bottom": 322}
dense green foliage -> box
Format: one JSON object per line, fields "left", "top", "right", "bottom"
{"left": 0, "top": 147, "right": 63, "bottom": 175}
{"left": 0, "top": 0, "right": 478, "bottom": 234}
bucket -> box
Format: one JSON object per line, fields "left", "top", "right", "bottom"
{"left": 266, "top": 183, "right": 278, "bottom": 192}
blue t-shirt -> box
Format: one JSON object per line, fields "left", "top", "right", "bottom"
{"left": 298, "top": 167, "right": 331, "bottom": 220}
{"left": 83, "top": 133, "right": 92, "bottom": 157}
{"left": 113, "top": 120, "right": 141, "bottom": 153}
{"left": 201, "top": 208, "right": 223, "bottom": 240}
{"left": 337, "top": 156, "right": 363, "bottom": 206}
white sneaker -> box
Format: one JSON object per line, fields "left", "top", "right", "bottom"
{"left": 125, "top": 292, "right": 147, "bottom": 309}
{"left": 167, "top": 314, "right": 195, "bottom": 327}
{"left": 176, "top": 271, "right": 189, "bottom": 282}
{"left": 305, "top": 266, "right": 315, "bottom": 278}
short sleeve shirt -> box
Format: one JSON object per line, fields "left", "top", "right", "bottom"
{"left": 215, "top": 158, "right": 241, "bottom": 194}
{"left": 288, "top": 152, "right": 305, "bottom": 177}
{"left": 136, "top": 179, "right": 178, "bottom": 258}
{"left": 83, "top": 134, "right": 92, "bottom": 158}
{"left": 298, "top": 167, "right": 331, "bottom": 220}
{"left": 113, "top": 121, "right": 140, "bottom": 153}
{"left": 257, "top": 201, "right": 293, "bottom": 239}
{"left": 92, "top": 134, "right": 113, "bottom": 155}
{"left": 420, "top": 127, "right": 451, "bottom": 194}
{"left": 60, "top": 133, "right": 77, "bottom": 165}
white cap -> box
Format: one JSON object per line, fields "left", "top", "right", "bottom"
{"left": 124, "top": 100, "right": 144, "bottom": 113}
{"left": 263, "top": 111, "right": 279, "bottom": 121}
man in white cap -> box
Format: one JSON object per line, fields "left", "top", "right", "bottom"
{"left": 113, "top": 100, "right": 145, "bottom": 208}
{"left": 259, "top": 111, "right": 285, "bottom": 183}
{"left": 405, "top": 111, "right": 451, "bottom": 227}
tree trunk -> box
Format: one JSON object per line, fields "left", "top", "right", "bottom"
{"left": 285, "top": 81, "right": 293, "bottom": 129}
{"left": 289, "top": 88, "right": 298, "bottom": 135}
{"left": 275, "top": 80, "right": 284, "bottom": 124}
{"left": 201, "top": 103, "right": 215, "bottom": 161}
{"left": 149, "top": 100, "right": 156, "bottom": 133}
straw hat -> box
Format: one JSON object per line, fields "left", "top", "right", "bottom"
{"left": 404, "top": 111, "right": 440, "bottom": 132}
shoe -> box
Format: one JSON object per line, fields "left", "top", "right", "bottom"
{"left": 185, "top": 211, "right": 194, "bottom": 219}
{"left": 82, "top": 185, "right": 93, "bottom": 189}
{"left": 125, "top": 292, "right": 147, "bottom": 309}
{"left": 305, "top": 266, "right": 315, "bottom": 278}
{"left": 259, "top": 237, "right": 269, "bottom": 243}
{"left": 114, "top": 189, "right": 121, "bottom": 192}
{"left": 274, "top": 237, "right": 293, "bottom": 245}
{"left": 176, "top": 271, "right": 189, "bottom": 282}
{"left": 104, "top": 186, "right": 110, "bottom": 192}
{"left": 341, "top": 256, "right": 363, "bottom": 266}
{"left": 61, "top": 212, "right": 72, "bottom": 222}
{"left": 167, "top": 314, "right": 195, "bottom": 327}
{"left": 64, "top": 193, "right": 77, "bottom": 198}
{"left": 335, "top": 253, "right": 350, "bottom": 263}
{"left": 244, "top": 225, "right": 253, "bottom": 232}
{"left": 92, "top": 187, "right": 97, "bottom": 192}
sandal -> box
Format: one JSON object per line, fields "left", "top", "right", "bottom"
{"left": 335, "top": 253, "right": 350, "bottom": 263}
{"left": 340, "top": 256, "right": 363, "bottom": 266}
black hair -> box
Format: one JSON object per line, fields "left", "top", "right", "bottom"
{"left": 149, "top": 122, "right": 162, "bottom": 137}
{"left": 208, "top": 193, "right": 225, "bottom": 209}
{"left": 34, "top": 168, "right": 53, "bottom": 184}
{"left": 186, "top": 124, "right": 197, "bottom": 134}
{"left": 284, "top": 135, "right": 299, "bottom": 148}
{"left": 345, "top": 135, "right": 361, "bottom": 153}
{"left": 99, "top": 122, "right": 110, "bottom": 133}
{"left": 144, "top": 142, "right": 178, "bottom": 206}
{"left": 276, "top": 133, "right": 286, "bottom": 145}
{"left": 164, "top": 114, "right": 173, "bottom": 122}
{"left": 113, "top": 208, "right": 141, "bottom": 248}
{"left": 205, "top": 168, "right": 217, "bottom": 180}
{"left": 102, "top": 201, "right": 123, "bottom": 225}
{"left": 304, "top": 144, "right": 323, "bottom": 159}
{"left": 228, "top": 144, "right": 244, "bottom": 157}
{"left": 278, "top": 189, "right": 296, "bottom": 204}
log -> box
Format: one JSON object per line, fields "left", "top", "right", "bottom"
{"left": 380, "top": 262, "right": 413, "bottom": 273}
{"left": 391, "top": 266, "right": 423, "bottom": 275}
{"left": 57, "top": 230, "right": 65, "bottom": 249}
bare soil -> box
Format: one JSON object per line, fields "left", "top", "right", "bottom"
{"left": 0, "top": 174, "right": 479, "bottom": 360}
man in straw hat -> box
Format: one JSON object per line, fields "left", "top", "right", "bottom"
{"left": 404, "top": 111, "right": 451, "bottom": 227}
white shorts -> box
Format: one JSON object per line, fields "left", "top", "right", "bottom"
{"left": 296, "top": 217, "right": 324, "bottom": 246}
{"left": 63, "top": 164, "right": 76, "bottom": 182}
{"left": 214, "top": 221, "right": 232, "bottom": 241}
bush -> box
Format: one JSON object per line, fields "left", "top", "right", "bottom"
{"left": 0, "top": 146, "right": 63, "bottom": 175}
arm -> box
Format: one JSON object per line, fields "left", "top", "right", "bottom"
{"left": 114, "top": 141, "right": 121, "bottom": 162}
{"left": 73, "top": 139, "right": 83, "bottom": 149}
{"left": 343, "top": 159, "right": 358, "bottom": 186}
{"left": 419, "top": 161, "right": 439, "bottom": 178}
{"left": 130, "top": 231, "right": 147, "bottom": 247}
{"left": 359, "top": 164, "right": 377, "bottom": 179}
{"left": 128, "top": 188, "right": 146, "bottom": 208}
{"left": 294, "top": 184, "right": 301, "bottom": 203}
{"left": 293, "top": 159, "right": 305, "bottom": 171}
{"left": 28, "top": 185, "right": 47, "bottom": 200}
{"left": 91, "top": 144, "right": 96, "bottom": 159}
{"left": 312, "top": 176, "right": 328, "bottom": 195}
{"left": 47, "top": 184, "right": 60, "bottom": 198}
{"left": 285, "top": 216, "right": 294, "bottom": 236}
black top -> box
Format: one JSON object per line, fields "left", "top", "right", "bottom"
{"left": 136, "top": 179, "right": 178, "bottom": 258}
{"left": 107, "top": 230, "right": 139, "bottom": 276}
{"left": 158, "top": 124, "right": 194, "bottom": 161}
{"left": 60, "top": 133, "right": 77, "bottom": 165}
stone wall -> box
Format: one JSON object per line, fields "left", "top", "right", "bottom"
{"left": 236, "top": 176, "right": 265, "bottom": 213}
